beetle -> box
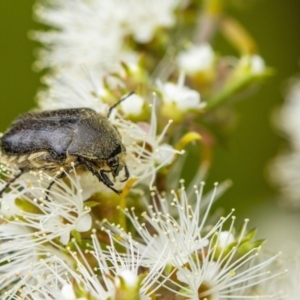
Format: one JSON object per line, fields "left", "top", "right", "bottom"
{"left": 0, "top": 93, "right": 133, "bottom": 197}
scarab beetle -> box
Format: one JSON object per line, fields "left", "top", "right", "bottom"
{"left": 0, "top": 94, "right": 132, "bottom": 197}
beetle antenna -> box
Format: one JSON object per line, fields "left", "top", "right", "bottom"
{"left": 107, "top": 92, "right": 135, "bottom": 118}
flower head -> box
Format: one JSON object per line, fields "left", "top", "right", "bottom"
{"left": 276, "top": 80, "right": 300, "bottom": 149}
{"left": 33, "top": 0, "right": 179, "bottom": 74}
{"left": 113, "top": 97, "right": 183, "bottom": 187}
{"left": 159, "top": 81, "right": 202, "bottom": 111}
{"left": 269, "top": 80, "right": 300, "bottom": 208}
{"left": 0, "top": 165, "right": 92, "bottom": 246}
{"left": 102, "top": 182, "right": 282, "bottom": 298}
{"left": 172, "top": 226, "right": 282, "bottom": 299}
{"left": 157, "top": 73, "right": 205, "bottom": 121}
{"left": 177, "top": 43, "right": 215, "bottom": 74}
{"left": 122, "top": 0, "right": 179, "bottom": 43}
{"left": 0, "top": 224, "right": 73, "bottom": 299}
{"left": 237, "top": 54, "right": 266, "bottom": 76}
{"left": 118, "top": 93, "right": 146, "bottom": 117}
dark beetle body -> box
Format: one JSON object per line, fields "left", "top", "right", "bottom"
{"left": 0, "top": 107, "right": 129, "bottom": 196}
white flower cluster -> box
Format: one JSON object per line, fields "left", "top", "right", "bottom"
{"left": 0, "top": 180, "right": 284, "bottom": 299}
{"left": 102, "top": 183, "right": 284, "bottom": 299}
{"left": 33, "top": 0, "right": 206, "bottom": 119}
{"left": 33, "top": 0, "right": 179, "bottom": 74}
{"left": 269, "top": 80, "right": 300, "bottom": 208}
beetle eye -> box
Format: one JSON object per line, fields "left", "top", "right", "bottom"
{"left": 110, "top": 145, "right": 121, "bottom": 157}
{"left": 108, "top": 156, "right": 118, "bottom": 167}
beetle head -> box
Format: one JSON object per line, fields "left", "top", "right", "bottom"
{"left": 107, "top": 144, "right": 129, "bottom": 181}
{"left": 107, "top": 155, "right": 121, "bottom": 177}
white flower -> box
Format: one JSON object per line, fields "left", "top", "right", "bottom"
{"left": 0, "top": 224, "right": 73, "bottom": 299}
{"left": 15, "top": 234, "right": 170, "bottom": 299}
{"left": 269, "top": 152, "right": 300, "bottom": 209}
{"left": 120, "top": 93, "right": 145, "bottom": 116}
{"left": 5, "top": 243, "right": 111, "bottom": 300}
{"left": 61, "top": 284, "right": 88, "bottom": 300}
{"left": 177, "top": 43, "right": 214, "bottom": 74}
{"left": 33, "top": 0, "right": 179, "bottom": 74}
{"left": 0, "top": 164, "right": 26, "bottom": 217}
{"left": 99, "top": 235, "right": 170, "bottom": 298}
{"left": 124, "top": 0, "right": 179, "bottom": 43}
{"left": 159, "top": 81, "right": 202, "bottom": 110}
{"left": 240, "top": 54, "right": 266, "bottom": 75}
{"left": 248, "top": 253, "right": 288, "bottom": 299}
{"left": 154, "top": 143, "right": 176, "bottom": 165}
{"left": 49, "top": 233, "right": 170, "bottom": 299}
{"left": 33, "top": 0, "right": 125, "bottom": 74}
{"left": 275, "top": 80, "right": 300, "bottom": 150}
{"left": 217, "top": 230, "right": 235, "bottom": 249}
{"left": 61, "top": 284, "right": 77, "bottom": 300}
{"left": 281, "top": 256, "right": 300, "bottom": 299}
{"left": 8, "top": 254, "right": 93, "bottom": 300}
{"left": 170, "top": 219, "right": 283, "bottom": 299}
{"left": 111, "top": 96, "right": 183, "bottom": 187}
{"left": 173, "top": 248, "right": 281, "bottom": 299}
{"left": 269, "top": 80, "right": 300, "bottom": 208}
{"left": 104, "top": 183, "right": 227, "bottom": 269}
{"left": 0, "top": 225, "right": 39, "bottom": 294}
{"left": 157, "top": 72, "right": 205, "bottom": 113}
{"left": 0, "top": 166, "right": 92, "bottom": 245}
{"left": 38, "top": 71, "right": 108, "bottom": 113}
{"left": 250, "top": 54, "right": 266, "bottom": 74}
{"left": 103, "top": 182, "right": 283, "bottom": 299}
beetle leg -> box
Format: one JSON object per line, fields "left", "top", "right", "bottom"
{"left": 99, "top": 170, "right": 114, "bottom": 186}
{"left": 79, "top": 158, "right": 101, "bottom": 179}
{"left": 0, "top": 169, "right": 24, "bottom": 197}
{"left": 120, "top": 165, "right": 130, "bottom": 182}
{"left": 104, "top": 183, "right": 121, "bottom": 195}
{"left": 79, "top": 157, "right": 121, "bottom": 195}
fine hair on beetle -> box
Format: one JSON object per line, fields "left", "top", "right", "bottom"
{"left": 0, "top": 92, "right": 134, "bottom": 198}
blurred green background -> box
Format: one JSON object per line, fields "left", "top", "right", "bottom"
{"left": 1, "top": 0, "right": 300, "bottom": 215}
